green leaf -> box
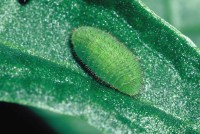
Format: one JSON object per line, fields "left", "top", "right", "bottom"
{"left": 141, "top": 0, "right": 200, "bottom": 48}
{"left": 0, "top": 0, "right": 199, "bottom": 133}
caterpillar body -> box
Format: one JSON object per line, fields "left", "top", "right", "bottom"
{"left": 71, "top": 26, "right": 142, "bottom": 96}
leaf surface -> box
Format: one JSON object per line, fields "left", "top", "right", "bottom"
{"left": 0, "top": 0, "right": 199, "bottom": 133}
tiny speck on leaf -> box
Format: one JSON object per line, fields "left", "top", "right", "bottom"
{"left": 17, "top": 0, "right": 29, "bottom": 6}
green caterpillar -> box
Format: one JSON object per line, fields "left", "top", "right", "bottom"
{"left": 71, "top": 26, "right": 142, "bottom": 96}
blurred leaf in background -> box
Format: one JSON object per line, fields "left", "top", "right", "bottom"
{"left": 142, "top": 0, "right": 200, "bottom": 48}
